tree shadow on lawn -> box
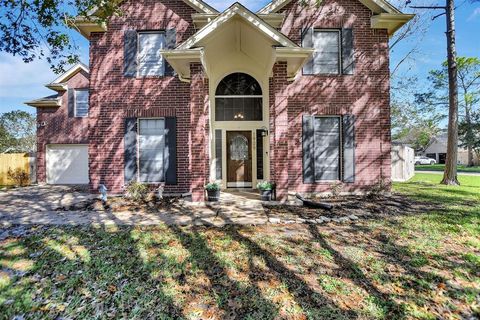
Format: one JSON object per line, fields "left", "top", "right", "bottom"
{"left": 306, "top": 220, "right": 480, "bottom": 319}
{"left": 0, "top": 226, "right": 185, "bottom": 319}
{"left": 166, "top": 225, "right": 281, "bottom": 319}
{"left": 219, "top": 224, "right": 364, "bottom": 319}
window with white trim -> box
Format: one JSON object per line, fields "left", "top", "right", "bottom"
{"left": 138, "top": 119, "right": 165, "bottom": 183}
{"left": 138, "top": 32, "right": 166, "bottom": 77}
{"left": 215, "top": 73, "right": 263, "bottom": 121}
{"left": 74, "top": 89, "right": 89, "bottom": 117}
{"left": 313, "top": 117, "right": 341, "bottom": 181}
{"left": 303, "top": 30, "right": 341, "bottom": 75}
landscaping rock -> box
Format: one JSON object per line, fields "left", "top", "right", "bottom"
{"left": 269, "top": 217, "right": 281, "bottom": 224}
{"left": 348, "top": 214, "right": 359, "bottom": 220}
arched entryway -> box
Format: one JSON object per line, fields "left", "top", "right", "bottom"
{"left": 211, "top": 72, "right": 269, "bottom": 188}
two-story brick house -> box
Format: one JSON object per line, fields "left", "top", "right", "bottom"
{"left": 27, "top": 0, "right": 412, "bottom": 201}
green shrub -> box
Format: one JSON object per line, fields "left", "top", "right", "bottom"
{"left": 257, "top": 181, "right": 274, "bottom": 191}
{"left": 205, "top": 182, "right": 221, "bottom": 191}
{"left": 7, "top": 168, "right": 29, "bottom": 187}
{"left": 125, "top": 181, "right": 149, "bottom": 202}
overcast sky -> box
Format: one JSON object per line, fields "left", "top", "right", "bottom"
{"left": 1, "top": 0, "right": 479, "bottom": 115}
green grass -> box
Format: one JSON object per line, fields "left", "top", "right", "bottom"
{"left": 0, "top": 174, "right": 479, "bottom": 319}
{"left": 415, "top": 164, "right": 480, "bottom": 173}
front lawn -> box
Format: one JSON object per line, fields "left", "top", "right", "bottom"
{"left": 416, "top": 164, "right": 480, "bottom": 173}
{"left": 1, "top": 174, "right": 479, "bottom": 319}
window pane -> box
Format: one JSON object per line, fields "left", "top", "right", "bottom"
{"left": 75, "top": 90, "right": 89, "bottom": 117}
{"left": 311, "top": 31, "right": 340, "bottom": 74}
{"left": 314, "top": 117, "right": 340, "bottom": 181}
{"left": 216, "top": 73, "right": 262, "bottom": 96}
{"left": 215, "top": 98, "right": 262, "bottom": 121}
{"left": 139, "top": 119, "right": 165, "bottom": 183}
{"left": 138, "top": 33, "right": 166, "bottom": 77}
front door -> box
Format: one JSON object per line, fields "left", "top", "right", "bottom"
{"left": 227, "top": 131, "right": 252, "bottom": 188}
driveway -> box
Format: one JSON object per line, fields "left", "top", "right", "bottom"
{"left": 0, "top": 186, "right": 270, "bottom": 227}
{"left": 0, "top": 185, "right": 92, "bottom": 214}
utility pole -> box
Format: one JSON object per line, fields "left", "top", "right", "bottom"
{"left": 411, "top": 0, "right": 459, "bottom": 185}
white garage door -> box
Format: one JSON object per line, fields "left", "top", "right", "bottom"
{"left": 46, "top": 145, "right": 89, "bottom": 184}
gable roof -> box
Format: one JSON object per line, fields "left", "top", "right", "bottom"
{"left": 25, "top": 62, "right": 89, "bottom": 108}
{"left": 258, "top": 0, "right": 401, "bottom": 14}
{"left": 177, "top": 2, "right": 299, "bottom": 50}
{"left": 74, "top": 0, "right": 218, "bottom": 37}
{"left": 50, "top": 63, "right": 89, "bottom": 85}
{"left": 184, "top": 0, "right": 218, "bottom": 13}
{"left": 25, "top": 94, "right": 62, "bottom": 108}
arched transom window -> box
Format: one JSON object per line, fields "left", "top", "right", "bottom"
{"left": 215, "top": 73, "right": 263, "bottom": 121}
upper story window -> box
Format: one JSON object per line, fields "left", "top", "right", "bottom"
{"left": 302, "top": 28, "right": 354, "bottom": 75}
{"left": 138, "top": 32, "right": 166, "bottom": 77}
{"left": 74, "top": 89, "right": 89, "bottom": 117}
{"left": 215, "top": 73, "right": 263, "bottom": 121}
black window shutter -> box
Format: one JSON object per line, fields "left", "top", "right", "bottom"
{"left": 164, "top": 29, "right": 176, "bottom": 77}
{"left": 341, "top": 28, "right": 355, "bottom": 75}
{"left": 165, "top": 117, "right": 177, "bottom": 185}
{"left": 124, "top": 118, "right": 138, "bottom": 183}
{"left": 215, "top": 129, "right": 222, "bottom": 180}
{"left": 68, "top": 89, "right": 75, "bottom": 117}
{"left": 124, "top": 30, "right": 138, "bottom": 77}
{"left": 303, "top": 115, "right": 315, "bottom": 184}
{"left": 342, "top": 114, "right": 356, "bottom": 183}
{"left": 302, "top": 28, "right": 314, "bottom": 75}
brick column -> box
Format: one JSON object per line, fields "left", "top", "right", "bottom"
{"left": 189, "top": 63, "right": 209, "bottom": 201}
{"left": 270, "top": 62, "right": 289, "bottom": 201}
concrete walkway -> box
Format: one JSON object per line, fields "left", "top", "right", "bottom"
{"left": 0, "top": 187, "right": 269, "bottom": 227}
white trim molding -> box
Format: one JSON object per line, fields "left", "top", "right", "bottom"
{"left": 258, "top": 0, "right": 401, "bottom": 14}
{"left": 25, "top": 95, "right": 61, "bottom": 108}
{"left": 371, "top": 13, "right": 415, "bottom": 36}
{"left": 177, "top": 3, "right": 299, "bottom": 50}
{"left": 51, "top": 63, "right": 89, "bottom": 84}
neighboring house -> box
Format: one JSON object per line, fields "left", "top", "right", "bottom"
{"left": 26, "top": 0, "right": 412, "bottom": 201}
{"left": 421, "top": 132, "right": 479, "bottom": 166}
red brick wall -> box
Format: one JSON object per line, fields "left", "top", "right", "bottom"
{"left": 38, "top": 0, "right": 392, "bottom": 200}
{"left": 189, "top": 63, "right": 210, "bottom": 201}
{"left": 271, "top": 0, "right": 392, "bottom": 199}
{"left": 36, "top": 70, "right": 90, "bottom": 183}
{"left": 88, "top": 0, "right": 198, "bottom": 194}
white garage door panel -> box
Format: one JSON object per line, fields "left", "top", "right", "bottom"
{"left": 47, "top": 145, "right": 89, "bottom": 184}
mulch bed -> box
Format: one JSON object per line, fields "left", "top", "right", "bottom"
{"left": 55, "top": 196, "right": 183, "bottom": 213}
{"left": 264, "top": 193, "right": 445, "bottom": 220}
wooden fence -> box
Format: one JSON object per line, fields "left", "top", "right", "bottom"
{"left": 0, "top": 153, "right": 36, "bottom": 186}
{"left": 391, "top": 145, "right": 415, "bottom": 182}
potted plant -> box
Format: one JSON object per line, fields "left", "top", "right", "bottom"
{"left": 257, "top": 181, "right": 274, "bottom": 201}
{"left": 205, "top": 182, "right": 221, "bottom": 202}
